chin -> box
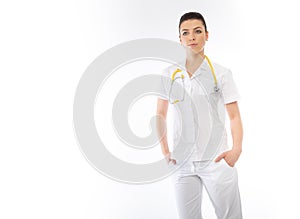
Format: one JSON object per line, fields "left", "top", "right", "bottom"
{"left": 190, "top": 49, "right": 203, "bottom": 55}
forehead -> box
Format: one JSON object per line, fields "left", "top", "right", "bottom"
{"left": 180, "top": 19, "right": 205, "bottom": 30}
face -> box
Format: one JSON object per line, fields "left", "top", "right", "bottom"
{"left": 179, "top": 19, "right": 209, "bottom": 55}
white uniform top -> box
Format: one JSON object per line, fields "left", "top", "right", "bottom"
{"left": 157, "top": 58, "right": 241, "bottom": 162}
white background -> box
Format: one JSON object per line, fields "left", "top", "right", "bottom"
{"left": 1, "top": 0, "right": 300, "bottom": 218}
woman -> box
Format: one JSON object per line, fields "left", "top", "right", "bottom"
{"left": 156, "top": 12, "right": 243, "bottom": 219}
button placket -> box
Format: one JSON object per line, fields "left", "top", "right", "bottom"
{"left": 192, "top": 77, "right": 199, "bottom": 150}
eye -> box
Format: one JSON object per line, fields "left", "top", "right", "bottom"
{"left": 195, "top": 29, "right": 202, "bottom": 34}
{"left": 182, "top": 32, "right": 188, "bottom": 36}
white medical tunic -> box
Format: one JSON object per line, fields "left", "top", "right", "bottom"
{"left": 157, "top": 58, "right": 241, "bottom": 163}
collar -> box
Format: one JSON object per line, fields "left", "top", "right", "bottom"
{"left": 177, "top": 58, "right": 209, "bottom": 79}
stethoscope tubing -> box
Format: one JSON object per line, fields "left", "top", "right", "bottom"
{"left": 169, "top": 55, "right": 219, "bottom": 104}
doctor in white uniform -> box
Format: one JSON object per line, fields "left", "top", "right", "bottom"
{"left": 156, "top": 12, "right": 243, "bottom": 219}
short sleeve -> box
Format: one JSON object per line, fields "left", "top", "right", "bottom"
{"left": 221, "top": 69, "right": 241, "bottom": 104}
{"left": 156, "top": 69, "right": 169, "bottom": 101}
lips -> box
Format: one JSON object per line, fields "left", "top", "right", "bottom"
{"left": 189, "top": 43, "right": 198, "bottom": 46}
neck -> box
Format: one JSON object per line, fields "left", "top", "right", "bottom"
{"left": 185, "top": 51, "right": 205, "bottom": 75}
{"left": 186, "top": 50, "right": 204, "bottom": 61}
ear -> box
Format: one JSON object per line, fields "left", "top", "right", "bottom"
{"left": 179, "top": 35, "right": 182, "bottom": 44}
{"left": 205, "top": 31, "right": 209, "bottom": 41}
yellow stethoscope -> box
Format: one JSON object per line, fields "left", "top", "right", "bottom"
{"left": 169, "top": 55, "right": 219, "bottom": 104}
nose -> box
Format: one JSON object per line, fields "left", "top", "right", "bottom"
{"left": 188, "top": 32, "right": 195, "bottom": 41}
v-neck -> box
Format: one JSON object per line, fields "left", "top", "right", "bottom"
{"left": 181, "top": 58, "right": 208, "bottom": 80}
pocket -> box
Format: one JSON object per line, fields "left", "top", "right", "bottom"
{"left": 221, "top": 159, "right": 234, "bottom": 168}
{"left": 168, "top": 160, "right": 177, "bottom": 166}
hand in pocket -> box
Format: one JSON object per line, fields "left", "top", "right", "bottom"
{"left": 165, "top": 152, "right": 177, "bottom": 165}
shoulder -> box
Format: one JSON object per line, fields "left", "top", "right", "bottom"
{"left": 159, "top": 64, "right": 179, "bottom": 89}
{"left": 210, "top": 61, "right": 231, "bottom": 77}
{"left": 209, "top": 61, "right": 234, "bottom": 85}
{"left": 161, "top": 63, "right": 184, "bottom": 82}
{"left": 162, "top": 63, "right": 182, "bottom": 77}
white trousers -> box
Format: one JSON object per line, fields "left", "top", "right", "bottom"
{"left": 169, "top": 159, "right": 242, "bottom": 219}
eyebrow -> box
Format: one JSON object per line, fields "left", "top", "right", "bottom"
{"left": 181, "top": 26, "right": 203, "bottom": 31}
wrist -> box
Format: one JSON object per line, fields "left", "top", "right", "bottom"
{"left": 232, "top": 146, "right": 242, "bottom": 153}
{"left": 164, "top": 151, "right": 170, "bottom": 157}
{"left": 164, "top": 152, "right": 171, "bottom": 162}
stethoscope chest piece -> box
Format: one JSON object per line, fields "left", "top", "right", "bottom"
{"left": 214, "top": 85, "right": 220, "bottom": 93}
